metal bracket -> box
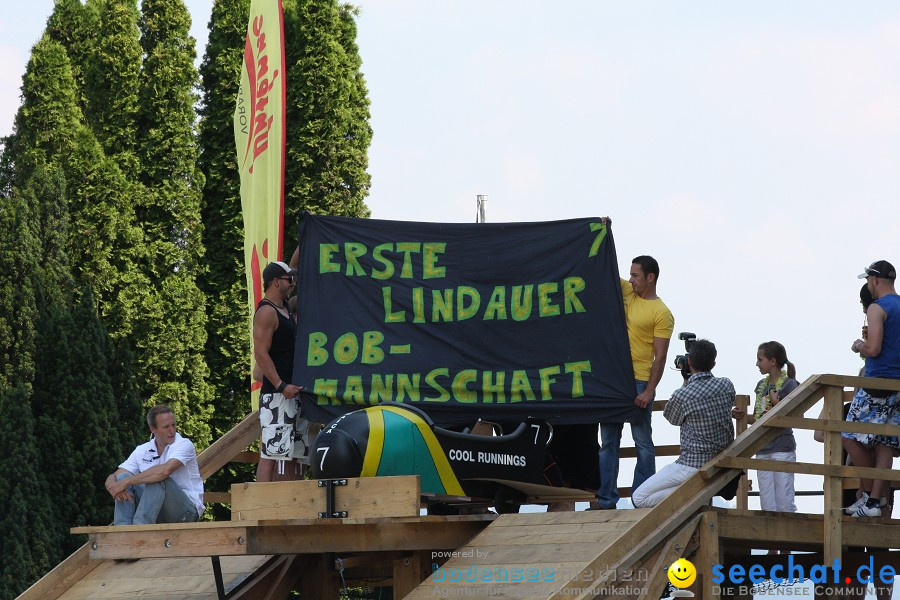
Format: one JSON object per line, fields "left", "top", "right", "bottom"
{"left": 211, "top": 556, "right": 225, "bottom": 600}
{"left": 317, "top": 478, "right": 349, "bottom": 518}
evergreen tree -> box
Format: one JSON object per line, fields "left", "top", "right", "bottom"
{"left": 283, "top": 0, "right": 372, "bottom": 248}
{"left": 45, "top": 0, "right": 100, "bottom": 111}
{"left": 0, "top": 188, "right": 40, "bottom": 390}
{"left": 3, "top": 36, "right": 83, "bottom": 188}
{"left": 0, "top": 164, "right": 68, "bottom": 392}
{"left": 0, "top": 385, "right": 60, "bottom": 599}
{"left": 107, "top": 336, "right": 145, "bottom": 455}
{"left": 137, "top": 0, "right": 213, "bottom": 446}
{"left": 198, "top": 0, "right": 252, "bottom": 435}
{"left": 85, "top": 0, "right": 142, "bottom": 173}
{"left": 31, "top": 165, "right": 71, "bottom": 298}
{"left": 137, "top": 0, "right": 205, "bottom": 265}
{"left": 1, "top": 34, "right": 138, "bottom": 304}
{"left": 196, "top": 0, "right": 373, "bottom": 436}
{"left": 34, "top": 288, "right": 123, "bottom": 552}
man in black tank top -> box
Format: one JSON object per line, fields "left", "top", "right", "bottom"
{"left": 254, "top": 261, "right": 305, "bottom": 482}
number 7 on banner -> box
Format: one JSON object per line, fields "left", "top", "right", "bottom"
{"left": 588, "top": 222, "right": 607, "bottom": 257}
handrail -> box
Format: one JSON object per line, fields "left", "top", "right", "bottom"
{"left": 553, "top": 374, "right": 900, "bottom": 599}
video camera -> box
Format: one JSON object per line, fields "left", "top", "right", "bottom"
{"left": 673, "top": 332, "right": 697, "bottom": 380}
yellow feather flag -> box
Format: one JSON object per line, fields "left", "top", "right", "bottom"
{"left": 234, "top": 0, "right": 286, "bottom": 408}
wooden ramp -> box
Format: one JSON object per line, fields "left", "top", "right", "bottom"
{"left": 404, "top": 510, "right": 657, "bottom": 600}
{"left": 405, "top": 373, "right": 900, "bottom": 600}
{"left": 53, "top": 556, "right": 271, "bottom": 600}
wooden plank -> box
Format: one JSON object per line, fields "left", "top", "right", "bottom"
{"left": 198, "top": 411, "right": 260, "bottom": 479}
{"left": 232, "top": 450, "right": 260, "bottom": 464}
{"left": 65, "top": 574, "right": 222, "bottom": 597}
{"left": 465, "top": 523, "right": 640, "bottom": 546}
{"left": 841, "top": 520, "right": 900, "bottom": 549}
{"left": 818, "top": 374, "right": 900, "bottom": 392}
{"left": 246, "top": 518, "right": 491, "bottom": 555}
{"left": 733, "top": 394, "right": 751, "bottom": 510}
{"left": 696, "top": 511, "right": 719, "bottom": 600}
{"left": 57, "top": 556, "right": 271, "bottom": 600}
{"left": 718, "top": 510, "right": 900, "bottom": 548}
{"left": 76, "top": 515, "right": 494, "bottom": 560}
{"left": 80, "top": 555, "right": 270, "bottom": 578}
{"left": 393, "top": 552, "right": 428, "bottom": 599}
{"left": 714, "top": 456, "right": 900, "bottom": 482}
{"left": 823, "top": 386, "right": 843, "bottom": 572}
{"left": 83, "top": 524, "right": 252, "bottom": 560}
{"left": 230, "top": 476, "right": 421, "bottom": 520}
{"left": 465, "top": 479, "right": 595, "bottom": 500}
{"left": 717, "top": 510, "right": 824, "bottom": 545}
{"left": 417, "top": 564, "right": 589, "bottom": 600}
{"left": 73, "top": 514, "right": 496, "bottom": 535}
{"left": 444, "top": 541, "right": 625, "bottom": 565}
{"left": 261, "top": 555, "right": 303, "bottom": 600}
{"left": 72, "top": 520, "right": 259, "bottom": 535}
{"left": 16, "top": 544, "right": 100, "bottom": 600}
{"left": 769, "top": 416, "right": 900, "bottom": 436}
{"left": 228, "top": 556, "right": 297, "bottom": 600}
{"left": 620, "top": 444, "right": 679, "bottom": 459}
{"left": 299, "top": 554, "right": 340, "bottom": 600}
{"left": 484, "top": 510, "right": 646, "bottom": 527}
{"left": 203, "top": 492, "right": 231, "bottom": 504}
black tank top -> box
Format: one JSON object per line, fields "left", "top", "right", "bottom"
{"left": 256, "top": 299, "right": 296, "bottom": 394}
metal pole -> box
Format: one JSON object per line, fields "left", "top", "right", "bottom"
{"left": 211, "top": 556, "right": 226, "bottom": 600}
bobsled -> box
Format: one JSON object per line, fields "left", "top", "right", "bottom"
{"left": 311, "top": 402, "right": 587, "bottom": 512}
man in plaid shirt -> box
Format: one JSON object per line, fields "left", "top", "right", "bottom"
{"left": 632, "top": 339, "right": 735, "bottom": 507}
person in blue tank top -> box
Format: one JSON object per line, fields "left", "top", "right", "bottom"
{"left": 843, "top": 260, "right": 900, "bottom": 518}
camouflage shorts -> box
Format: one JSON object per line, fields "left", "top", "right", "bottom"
{"left": 259, "top": 392, "right": 313, "bottom": 463}
{"left": 842, "top": 388, "right": 900, "bottom": 448}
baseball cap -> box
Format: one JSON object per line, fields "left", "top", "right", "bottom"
{"left": 858, "top": 260, "right": 896, "bottom": 280}
{"left": 262, "top": 261, "right": 296, "bottom": 284}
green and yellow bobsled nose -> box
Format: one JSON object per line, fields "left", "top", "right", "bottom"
{"left": 313, "top": 403, "right": 464, "bottom": 496}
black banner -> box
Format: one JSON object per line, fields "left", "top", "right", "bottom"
{"left": 294, "top": 213, "right": 635, "bottom": 426}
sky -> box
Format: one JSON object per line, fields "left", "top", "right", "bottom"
{"left": 3, "top": 1, "right": 900, "bottom": 531}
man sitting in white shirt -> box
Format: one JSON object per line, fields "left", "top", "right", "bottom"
{"left": 105, "top": 405, "right": 204, "bottom": 525}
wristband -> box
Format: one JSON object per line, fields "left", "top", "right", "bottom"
{"left": 276, "top": 381, "right": 287, "bottom": 394}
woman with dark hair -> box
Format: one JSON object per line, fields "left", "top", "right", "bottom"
{"left": 732, "top": 341, "right": 798, "bottom": 512}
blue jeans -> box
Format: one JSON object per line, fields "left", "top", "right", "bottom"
{"left": 113, "top": 472, "right": 199, "bottom": 525}
{"left": 597, "top": 380, "right": 656, "bottom": 508}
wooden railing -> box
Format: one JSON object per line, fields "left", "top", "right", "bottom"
{"left": 549, "top": 374, "right": 900, "bottom": 600}
{"left": 707, "top": 374, "right": 900, "bottom": 570}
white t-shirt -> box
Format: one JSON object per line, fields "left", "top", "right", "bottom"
{"left": 119, "top": 432, "right": 205, "bottom": 515}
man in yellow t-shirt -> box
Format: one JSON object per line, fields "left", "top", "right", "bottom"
{"left": 596, "top": 254, "right": 674, "bottom": 509}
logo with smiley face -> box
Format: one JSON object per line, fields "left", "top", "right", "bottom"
{"left": 667, "top": 558, "right": 697, "bottom": 588}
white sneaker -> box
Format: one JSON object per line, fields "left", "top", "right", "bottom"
{"left": 844, "top": 493, "right": 869, "bottom": 515}
{"left": 853, "top": 503, "right": 882, "bottom": 518}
